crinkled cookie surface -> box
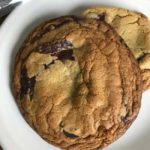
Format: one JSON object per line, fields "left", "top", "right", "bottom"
{"left": 83, "top": 7, "right": 150, "bottom": 90}
{"left": 12, "top": 16, "right": 142, "bottom": 150}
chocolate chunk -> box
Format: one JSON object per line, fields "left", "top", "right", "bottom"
{"left": 20, "top": 67, "right": 28, "bottom": 99}
{"left": 20, "top": 67, "right": 36, "bottom": 100}
{"left": 63, "top": 130, "right": 79, "bottom": 139}
{"left": 37, "top": 40, "right": 73, "bottom": 55}
{"left": 31, "top": 25, "right": 55, "bottom": 43}
{"left": 30, "top": 17, "right": 75, "bottom": 43}
{"left": 121, "top": 116, "right": 128, "bottom": 123}
{"left": 29, "top": 76, "right": 36, "bottom": 100}
{"left": 71, "top": 16, "right": 84, "bottom": 24}
{"left": 36, "top": 40, "right": 75, "bottom": 61}
{"left": 53, "top": 19, "right": 72, "bottom": 28}
{"left": 98, "top": 13, "right": 106, "bottom": 20}
{"left": 121, "top": 113, "right": 129, "bottom": 123}
{"left": 58, "top": 50, "right": 75, "bottom": 61}
{"left": 121, "top": 105, "right": 129, "bottom": 123}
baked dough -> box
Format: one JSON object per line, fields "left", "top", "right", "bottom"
{"left": 83, "top": 7, "right": 150, "bottom": 90}
{"left": 12, "top": 16, "right": 142, "bottom": 150}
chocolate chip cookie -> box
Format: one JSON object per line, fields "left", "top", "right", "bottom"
{"left": 12, "top": 16, "right": 142, "bottom": 150}
{"left": 83, "top": 7, "right": 150, "bottom": 90}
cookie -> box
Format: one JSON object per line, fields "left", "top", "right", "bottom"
{"left": 12, "top": 16, "right": 142, "bottom": 150}
{"left": 83, "top": 7, "right": 150, "bottom": 90}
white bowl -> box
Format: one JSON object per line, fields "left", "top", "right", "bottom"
{"left": 0, "top": 0, "right": 150, "bottom": 150}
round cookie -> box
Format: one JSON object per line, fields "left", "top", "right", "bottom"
{"left": 83, "top": 7, "right": 150, "bottom": 90}
{"left": 12, "top": 16, "right": 142, "bottom": 150}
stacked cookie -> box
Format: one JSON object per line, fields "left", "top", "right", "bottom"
{"left": 83, "top": 7, "right": 150, "bottom": 91}
{"left": 12, "top": 7, "right": 150, "bottom": 150}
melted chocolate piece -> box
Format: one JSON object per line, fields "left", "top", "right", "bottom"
{"left": 63, "top": 130, "right": 79, "bottom": 139}
{"left": 31, "top": 25, "right": 55, "bottom": 43}
{"left": 30, "top": 16, "right": 85, "bottom": 43}
{"left": 30, "top": 17, "right": 75, "bottom": 43}
{"left": 29, "top": 76, "right": 36, "bottom": 100}
{"left": 58, "top": 50, "right": 75, "bottom": 61}
{"left": 20, "top": 67, "right": 36, "bottom": 100}
{"left": 121, "top": 105, "right": 129, "bottom": 123}
{"left": 37, "top": 40, "right": 73, "bottom": 54}
{"left": 53, "top": 19, "right": 73, "bottom": 28}
{"left": 121, "top": 113, "right": 129, "bottom": 123}
{"left": 98, "top": 13, "right": 106, "bottom": 20}
{"left": 37, "top": 40, "right": 75, "bottom": 61}
{"left": 20, "top": 67, "right": 28, "bottom": 99}
{"left": 71, "top": 15, "right": 84, "bottom": 24}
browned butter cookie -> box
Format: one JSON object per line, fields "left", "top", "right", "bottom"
{"left": 83, "top": 7, "right": 150, "bottom": 90}
{"left": 12, "top": 16, "right": 142, "bottom": 150}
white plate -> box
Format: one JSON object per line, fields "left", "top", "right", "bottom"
{"left": 0, "top": 0, "right": 150, "bottom": 150}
